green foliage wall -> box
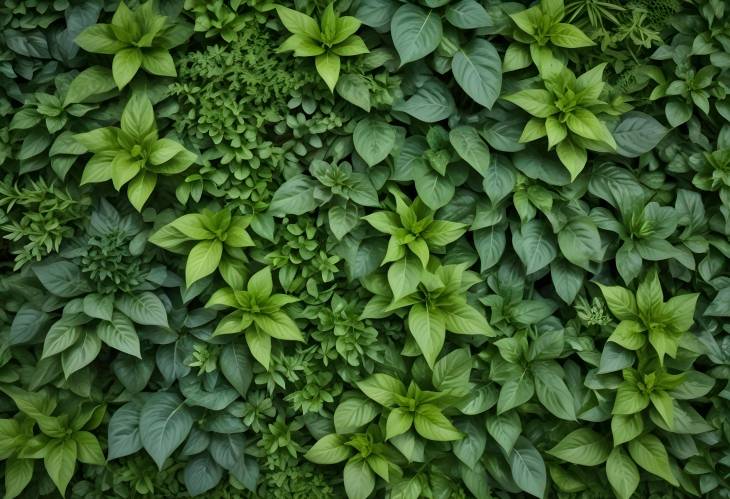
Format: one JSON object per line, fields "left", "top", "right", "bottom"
{"left": 1, "top": 0, "right": 729, "bottom": 498}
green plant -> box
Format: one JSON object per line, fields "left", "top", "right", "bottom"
{"left": 205, "top": 266, "right": 304, "bottom": 369}
{"left": 74, "top": 94, "right": 197, "bottom": 211}
{"left": 75, "top": 1, "right": 192, "bottom": 89}
{"left": 148, "top": 208, "right": 254, "bottom": 287}
{"left": 276, "top": 2, "right": 369, "bottom": 91}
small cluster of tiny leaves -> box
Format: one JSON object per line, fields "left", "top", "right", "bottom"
{"left": 0, "top": 0, "right": 729, "bottom": 498}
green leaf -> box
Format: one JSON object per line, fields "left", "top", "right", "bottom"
{"left": 64, "top": 66, "right": 117, "bottom": 106}
{"left": 453, "top": 419, "right": 487, "bottom": 468}
{"left": 268, "top": 175, "right": 319, "bottom": 216}
{"left": 513, "top": 219, "right": 557, "bottom": 274}
{"left": 276, "top": 6, "right": 321, "bottom": 39}
{"left": 336, "top": 74, "right": 371, "bottom": 111}
{"left": 449, "top": 126, "right": 491, "bottom": 176}
{"left": 97, "top": 312, "right": 141, "bottom": 358}
{"left": 112, "top": 48, "right": 142, "bottom": 89}
{"left": 121, "top": 94, "right": 155, "bottom": 138}
{"left": 548, "top": 23, "right": 594, "bottom": 48}
{"left": 386, "top": 407, "right": 414, "bottom": 440}
{"left": 445, "top": 0, "right": 491, "bottom": 29}
{"left": 107, "top": 402, "right": 143, "bottom": 460}
{"left": 61, "top": 329, "right": 101, "bottom": 377}
{"left": 393, "top": 78, "right": 455, "bottom": 122}
{"left": 186, "top": 239, "right": 223, "bottom": 287}
{"left": 42, "top": 319, "right": 81, "bottom": 359}
{"left": 555, "top": 138, "right": 587, "bottom": 180}
{"left": 73, "top": 431, "right": 105, "bottom": 465}
{"left": 354, "top": 117, "right": 396, "bottom": 166}
{"left": 596, "top": 283, "right": 639, "bottom": 320}
{"left": 486, "top": 411, "right": 521, "bottom": 453}
{"left": 452, "top": 39, "right": 502, "bottom": 109}
{"left": 606, "top": 447, "right": 639, "bottom": 499}
{"left": 547, "top": 429, "right": 611, "bottom": 466}
{"left": 334, "top": 398, "right": 380, "bottom": 433}
{"left": 627, "top": 434, "right": 678, "bottom": 486}
{"left": 127, "top": 171, "right": 157, "bottom": 211}
{"left": 219, "top": 344, "right": 252, "bottom": 397}
{"left": 388, "top": 254, "right": 422, "bottom": 300}
{"left": 116, "top": 292, "right": 168, "bottom": 327}
{"left": 613, "top": 112, "right": 668, "bottom": 158}
{"left": 141, "top": 48, "right": 176, "bottom": 77}
{"left": 4, "top": 458, "right": 34, "bottom": 499}
{"left": 413, "top": 404, "right": 462, "bottom": 441}
{"left": 75, "top": 24, "right": 127, "bottom": 54}
{"left": 304, "top": 434, "right": 352, "bottom": 464}
{"left": 534, "top": 369, "right": 576, "bottom": 421}
{"left": 139, "top": 393, "right": 194, "bottom": 470}
{"left": 357, "top": 373, "right": 406, "bottom": 406}
{"left": 391, "top": 5, "right": 442, "bottom": 65}
{"left": 184, "top": 454, "right": 222, "bottom": 496}
{"left": 246, "top": 328, "right": 272, "bottom": 370}
{"left": 344, "top": 459, "right": 376, "bottom": 499}
{"left": 509, "top": 437, "right": 546, "bottom": 498}
{"left": 498, "top": 374, "right": 534, "bottom": 414}
{"left": 315, "top": 52, "right": 341, "bottom": 92}
{"left": 43, "top": 438, "right": 77, "bottom": 496}
{"left": 408, "top": 302, "right": 446, "bottom": 368}
{"left": 254, "top": 312, "right": 304, "bottom": 342}
{"left": 558, "top": 217, "right": 602, "bottom": 268}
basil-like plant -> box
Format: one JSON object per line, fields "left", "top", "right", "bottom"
{"left": 304, "top": 425, "right": 400, "bottom": 499}
{"left": 363, "top": 190, "right": 467, "bottom": 300}
{"left": 0, "top": 387, "right": 106, "bottom": 498}
{"left": 148, "top": 208, "right": 254, "bottom": 287}
{"left": 597, "top": 270, "right": 698, "bottom": 364}
{"left": 205, "top": 266, "right": 303, "bottom": 369}
{"left": 506, "top": 0, "right": 594, "bottom": 71}
{"left": 75, "top": 1, "right": 192, "bottom": 89}
{"left": 74, "top": 94, "right": 197, "bottom": 211}
{"left": 504, "top": 53, "right": 623, "bottom": 179}
{"left": 362, "top": 263, "right": 493, "bottom": 367}
{"left": 276, "top": 2, "right": 369, "bottom": 92}
{"left": 357, "top": 373, "right": 463, "bottom": 441}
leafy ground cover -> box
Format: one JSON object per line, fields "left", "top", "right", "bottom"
{"left": 1, "top": 0, "right": 729, "bottom": 497}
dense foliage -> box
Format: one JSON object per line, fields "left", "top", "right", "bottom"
{"left": 1, "top": 0, "right": 729, "bottom": 498}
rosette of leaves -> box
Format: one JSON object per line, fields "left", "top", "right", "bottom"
{"left": 593, "top": 198, "right": 684, "bottom": 284}
{"left": 75, "top": 0, "right": 193, "bottom": 89}
{"left": 276, "top": 2, "right": 369, "bottom": 92}
{"left": 267, "top": 159, "right": 380, "bottom": 239}
{"left": 504, "top": 54, "right": 622, "bottom": 179}
{"left": 362, "top": 190, "right": 467, "bottom": 300}
{"left": 505, "top": 0, "right": 595, "bottom": 71}
{"left": 205, "top": 266, "right": 304, "bottom": 369}
{"left": 148, "top": 208, "right": 254, "bottom": 288}
{"left": 362, "top": 263, "right": 493, "bottom": 367}
{"left": 304, "top": 424, "right": 401, "bottom": 499}
{"left": 0, "top": 387, "right": 106, "bottom": 498}
{"left": 597, "top": 270, "right": 698, "bottom": 364}
{"left": 73, "top": 94, "right": 197, "bottom": 211}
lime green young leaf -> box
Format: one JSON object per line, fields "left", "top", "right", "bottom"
{"left": 315, "top": 52, "right": 341, "bottom": 92}
{"left": 185, "top": 239, "right": 223, "bottom": 287}
{"left": 44, "top": 438, "right": 77, "bottom": 496}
